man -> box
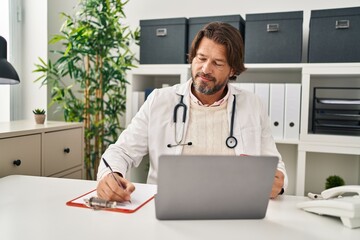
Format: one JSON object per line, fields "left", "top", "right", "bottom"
{"left": 97, "top": 22, "right": 287, "bottom": 202}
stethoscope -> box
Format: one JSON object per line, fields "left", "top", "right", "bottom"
{"left": 167, "top": 94, "right": 238, "bottom": 148}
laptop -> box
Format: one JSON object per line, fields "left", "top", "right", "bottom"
{"left": 155, "top": 155, "right": 278, "bottom": 220}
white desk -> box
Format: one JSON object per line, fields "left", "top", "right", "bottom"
{"left": 0, "top": 175, "right": 359, "bottom": 240}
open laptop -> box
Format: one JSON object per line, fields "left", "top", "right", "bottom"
{"left": 155, "top": 155, "right": 278, "bottom": 220}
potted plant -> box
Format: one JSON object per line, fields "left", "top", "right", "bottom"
{"left": 325, "top": 175, "right": 345, "bottom": 189}
{"left": 33, "top": 0, "right": 139, "bottom": 179}
{"left": 33, "top": 108, "right": 46, "bottom": 124}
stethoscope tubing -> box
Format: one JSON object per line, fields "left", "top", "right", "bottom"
{"left": 171, "top": 94, "right": 238, "bottom": 148}
{"left": 173, "top": 95, "right": 187, "bottom": 145}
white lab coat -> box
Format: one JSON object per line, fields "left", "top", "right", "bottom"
{"left": 98, "top": 79, "right": 288, "bottom": 188}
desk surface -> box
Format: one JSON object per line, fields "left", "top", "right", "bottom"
{"left": 0, "top": 175, "right": 359, "bottom": 240}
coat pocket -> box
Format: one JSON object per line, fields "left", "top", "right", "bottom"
{"left": 240, "top": 126, "right": 262, "bottom": 155}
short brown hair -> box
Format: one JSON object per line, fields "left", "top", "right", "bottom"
{"left": 188, "top": 22, "right": 246, "bottom": 80}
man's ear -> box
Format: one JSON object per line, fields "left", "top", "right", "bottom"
{"left": 229, "top": 69, "right": 235, "bottom": 78}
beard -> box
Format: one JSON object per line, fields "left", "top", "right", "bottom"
{"left": 192, "top": 72, "right": 228, "bottom": 95}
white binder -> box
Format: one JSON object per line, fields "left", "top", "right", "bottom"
{"left": 254, "top": 83, "right": 270, "bottom": 115}
{"left": 239, "top": 83, "right": 255, "bottom": 93}
{"left": 284, "top": 84, "right": 301, "bottom": 140}
{"left": 269, "top": 84, "right": 285, "bottom": 139}
{"left": 231, "top": 83, "right": 255, "bottom": 93}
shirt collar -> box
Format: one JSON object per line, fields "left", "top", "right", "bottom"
{"left": 190, "top": 85, "right": 230, "bottom": 107}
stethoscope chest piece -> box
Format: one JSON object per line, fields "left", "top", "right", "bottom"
{"left": 226, "top": 136, "right": 237, "bottom": 149}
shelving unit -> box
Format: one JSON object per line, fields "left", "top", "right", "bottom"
{"left": 125, "top": 65, "right": 191, "bottom": 126}
{"left": 125, "top": 63, "right": 360, "bottom": 196}
{"left": 297, "top": 63, "right": 360, "bottom": 195}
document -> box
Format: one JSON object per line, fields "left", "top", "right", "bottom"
{"left": 66, "top": 183, "right": 157, "bottom": 213}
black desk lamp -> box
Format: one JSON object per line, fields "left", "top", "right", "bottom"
{"left": 0, "top": 35, "right": 20, "bottom": 84}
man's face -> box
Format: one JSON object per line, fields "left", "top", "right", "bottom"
{"left": 191, "top": 37, "right": 234, "bottom": 98}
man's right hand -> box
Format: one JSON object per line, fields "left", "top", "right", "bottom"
{"left": 96, "top": 173, "right": 135, "bottom": 202}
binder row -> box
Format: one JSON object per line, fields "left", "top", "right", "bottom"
{"left": 232, "top": 83, "right": 301, "bottom": 140}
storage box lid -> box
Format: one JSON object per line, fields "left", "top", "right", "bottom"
{"left": 140, "top": 17, "right": 187, "bottom": 26}
{"left": 188, "top": 15, "right": 245, "bottom": 25}
{"left": 246, "top": 11, "right": 303, "bottom": 21}
{"left": 311, "top": 7, "right": 360, "bottom": 18}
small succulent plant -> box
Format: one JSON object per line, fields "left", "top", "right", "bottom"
{"left": 32, "top": 108, "right": 46, "bottom": 115}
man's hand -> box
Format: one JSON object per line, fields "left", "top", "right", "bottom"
{"left": 270, "top": 170, "right": 284, "bottom": 199}
{"left": 97, "top": 173, "right": 135, "bottom": 202}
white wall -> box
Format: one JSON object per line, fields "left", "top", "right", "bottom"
{"left": 0, "top": 0, "right": 10, "bottom": 122}
{"left": 9, "top": 0, "right": 23, "bottom": 121}
{"left": 21, "top": 0, "right": 48, "bottom": 120}
{"left": 47, "top": 0, "right": 77, "bottom": 121}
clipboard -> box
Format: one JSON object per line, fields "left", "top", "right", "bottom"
{"left": 66, "top": 183, "right": 157, "bottom": 213}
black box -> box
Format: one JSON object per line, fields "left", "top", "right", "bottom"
{"left": 308, "top": 7, "right": 360, "bottom": 63}
{"left": 188, "top": 15, "right": 245, "bottom": 50}
{"left": 244, "top": 11, "right": 303, "bottom": 63}
{"left": 140, "top": 18, "right": 188, "bottom": 64}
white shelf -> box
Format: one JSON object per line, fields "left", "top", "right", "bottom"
{"left": 125, "top": 65, "right": 191, "bottom": 126}
{"left": 129, "top": 64, "right": 190, "bottom": 79}
{"left": 300, "top": 133, "right": 360, "bottom": 147}
{"left": 302, "top": 63, "right": 360, "bottom": 75}
{"left": 244, "top": 63, "right": 304, "bottom": 71}
{"left": 296, "top": 63, "right": 360, "bottom": 196}
{"left": 275, "top": 139, "right": 300, "bottom": 145}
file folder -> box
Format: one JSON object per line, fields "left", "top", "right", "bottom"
{"left": 284, "top": 84, "right": 301, "bottom": 139}
{"left": 255, "top": 83, "right": 270, "bottom": 115}
{"left": 269, "top": 84, "right": 285, "bottom": 139}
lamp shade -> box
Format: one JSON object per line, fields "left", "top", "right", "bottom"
{"left": 0, "top": 36, "right": 20, "bottom": 84}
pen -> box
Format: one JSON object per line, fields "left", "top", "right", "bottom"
{"left": 102, "top": 157, "right": 125, "bottom": 189}
{"left": 102, "top": 157, "right": 131, "bottom": 202}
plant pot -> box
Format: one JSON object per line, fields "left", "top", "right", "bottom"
{"left": 34, "top": 114, "right": 46, "bottom": 124}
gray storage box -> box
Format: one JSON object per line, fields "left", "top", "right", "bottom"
{"left": 308, "top": 7, "right": 360, "bottom": 63}
{"left": 244, "top": 11, "right": 303, "bottom": 63}
{"left": 188, "top": 15, "right": 245, "bottom": 49}
{"left": 140, "top": 18, "right": 188, "bottom": 64}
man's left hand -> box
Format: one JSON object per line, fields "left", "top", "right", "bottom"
{"left": 270, "top": 170, "right": 284, "bottom": 199}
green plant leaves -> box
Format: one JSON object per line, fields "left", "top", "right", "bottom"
{"left": 33, "top": 0, "right": 139, "bottom": 179}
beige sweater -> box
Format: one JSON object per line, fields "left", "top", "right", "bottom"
{"left": 182, "top": 100, "right": 235, "bottom": 156}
